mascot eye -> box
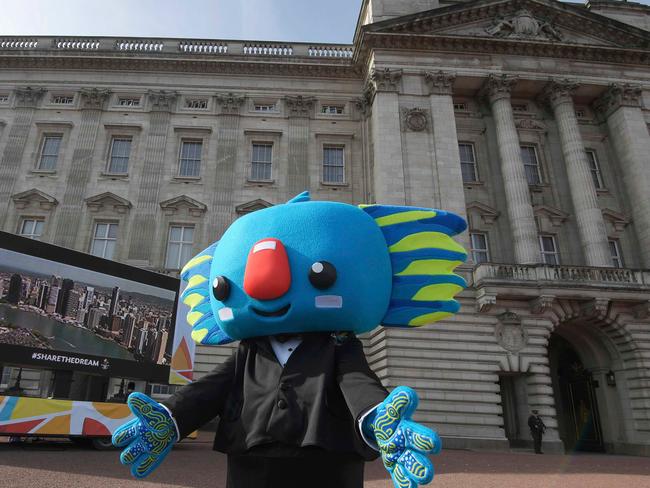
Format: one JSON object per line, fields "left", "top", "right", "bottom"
{"left": 308, "top": 261, "right": 337, "bottom": 290}
{"left": 212, "top": 276, "right": 230, "bottom": 301}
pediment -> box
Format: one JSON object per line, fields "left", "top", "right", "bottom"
{"left": 85, "top": 192, "right": 132, "bottom": 213}
{"left": 11, "top": 188, "right": 58, "bottom": 210}
{"left": 235, "top": 199, "right": 273, "bottom": 215}
{"left": 466, "top": 201, "right": 499, "bottom": 225}
{"left": 601, "top": 208, "right": 629, "bottom": 232}
{"left": 160, "top": 195, "right": 207, "bottom": 217}
{"left": 533, "top": 204, "right": 568, "bottom": 226}
{"left": 365, "top": 0, "right": 650, "bottom": 50}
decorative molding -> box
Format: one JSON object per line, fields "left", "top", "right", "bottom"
{"left": 14, "top": 87, "right": 46, "bottom": 108}
{"left": 11, "top": 188, "right": 58, "bottom": 210}
{"left": 534, "top": 204, "right": 569, "bottom": 227}
{"left": 485, "top": 9, "right": 563, "bottom": 41}
{"left": 423, "top": 70, "right": 455, "bottom": 96}
{"left": 401, "top": 107, "right": 429, "bottom": 132}
{"left": 530, "top": 295, "right": 556, "bottom": 315}
{"left": 159, "top": 195, "right": 207, "bottom": 217}
{"left": 495, "top": 311, "right": 528, "bottom": 353}
{"left": 515, "top": 118, "right": 547, "bottom": 131}
{"left": 601, "top": 208, "right": 630, "bottom": 233}
{"left": 85, "top": 192, "right": 132, "bottom": 213}
{"left": 370, "top": 68, "right": 402, "bottom": 93}
{"left": 79, "top": 87, "right": 111, "bottom": 110}
{"left": 215, "top": 92, "right": 246, "bottom": 115}
{"left": 284, "top": 95, "right": 316, "bottom": 117}
{"left": 476, "top": 289, "right": 497, "bottom": 313}
{"left": 478, "top": 74, "right": 518, "bottom": 104}
{"left": 633, "top": 300, "right": 650, "bottom": 320}
{"left": 538, "top": 79, "right": 579, "bottom": 110}
{"left": 235, "top": 199, "right": 273, "bottom": 215}
{"left": 581, "top": 298, "right": 610, "bottom": 319}
{"left": 593, "top": 83, "right": 643, "bottom": 118}
{"left": 147, "top": 90, "right": 178, "bottom": 112}
{"left": 466, "top": 201, "right": 500, "bottom": 225}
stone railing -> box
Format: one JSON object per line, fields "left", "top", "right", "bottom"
{"left": 0, "top": 36, "right": 354, "bottom": 59}
{"left": 473, "top": 263, "right": 650, "bottom": 289}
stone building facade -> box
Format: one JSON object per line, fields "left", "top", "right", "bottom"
{"left": 1, "top": 0, "right": 650, "bottom": 454}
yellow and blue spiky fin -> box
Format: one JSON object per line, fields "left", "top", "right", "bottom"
{"left": 361, "top": 204, "right": 467, "bottom": 328}
{"left": 180, "top": 241, "right": 233, "bottom": 345}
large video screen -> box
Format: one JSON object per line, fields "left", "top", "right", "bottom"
{"left": 0, "top": 231, "right": 182, "bottom": 383}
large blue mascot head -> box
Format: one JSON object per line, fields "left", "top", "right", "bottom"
{"left": 180, "top": 192, "right": 467, "bottom": 344}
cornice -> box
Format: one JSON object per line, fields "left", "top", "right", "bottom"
{"left": 593, "top": 83, "right": 643, "bottom": 118}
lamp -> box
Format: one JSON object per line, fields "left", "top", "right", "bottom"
{"left": 606, "top": 370, "right": 616, "bottom": 387}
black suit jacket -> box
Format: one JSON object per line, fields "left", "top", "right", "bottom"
{"left": 163, "top": 332, "right": 388, "bottom": 460}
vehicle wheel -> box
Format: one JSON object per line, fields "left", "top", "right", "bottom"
{"left": 91, "top": 437, "right": 115, "bottom": 450}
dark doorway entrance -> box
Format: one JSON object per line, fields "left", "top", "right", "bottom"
{"left": 549, "top": 334, "right": 604, "bottom": 452}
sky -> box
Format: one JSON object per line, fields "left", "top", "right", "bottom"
{"left": 1, "top": 0, "right": 649, "bottom": 44}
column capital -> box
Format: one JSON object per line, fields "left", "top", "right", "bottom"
{"left": 423, "top": 70, "right": 456, "bottom": 96}
{"left": 284, "top": 95, "right": 316, "bottom": 118}
{"left": 147, "top": 90, "right": 178, "bottom": 112}
{"left": 370, "top": 68, "right": 403, "bottom": 93}
{"left": 538, "top": 79, "right": 579, "bottom": 110}
{"left": 215, "top": 92, "right": 246, "bottom": 115}
{"left": 14, "top": 86, "right": 46, "bottom": 108}
{"left": 79, "top": 88, "right": 111, "bottom": 110}
{"left": 593, "top": 83, "right": 643, "bottom": 117}
{"left": 479, "top": 74, "right": 518, "bottom": 104}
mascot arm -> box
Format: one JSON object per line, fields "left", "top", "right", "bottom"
{"left": 162, "top": 347, "right": 237, "bottom": 439}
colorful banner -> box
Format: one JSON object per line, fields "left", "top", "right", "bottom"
{"left": 0, "top": 395, "right": 133, "bottom": 436}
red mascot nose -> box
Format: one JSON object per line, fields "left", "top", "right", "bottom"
{"left": 243, "top": 238, "right": 291, "bottom": 300}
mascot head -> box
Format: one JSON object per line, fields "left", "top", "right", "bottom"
{"left": 180, "top": 192, "right": 467, "bottom": 344}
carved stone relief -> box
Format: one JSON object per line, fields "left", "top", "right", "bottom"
{"left": 486, "top": 9, "right": 563, "bottom": 41}
{"left": 402, "top": 108, "right": 429, "bottom": 132}
{"left": 495, "top": 311, "right": 528, "bottom": 353}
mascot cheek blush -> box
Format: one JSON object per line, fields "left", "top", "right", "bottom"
{"left": 113, "top": 191, "right": 467, "bottom": 488}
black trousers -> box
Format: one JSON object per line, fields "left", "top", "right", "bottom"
{"left": 226, "top": 451, "right": 365, "bottom": 488}
{"left": 532, "top": 431, "right": 543, "bottom": 453}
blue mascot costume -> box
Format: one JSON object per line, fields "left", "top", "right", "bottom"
{"left": 113, "top": 191, "right": 467, "bottom": 488}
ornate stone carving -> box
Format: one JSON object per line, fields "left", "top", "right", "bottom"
{"left": 478, "top": 74, "right": 518, "bottom": 104}
{"left": 79, "top": 88, "right": 111, "bottom": 110}
{"left": 285, "top": 95, "right": 316, "bottom": 117}
{"left": 402, "top": 108, "right": 429, "bottom": 132}
{"left": 593, "top": 83, "right": 643, "bottom": 117}
{"left": 530, "top": 295, "right": 556, "bottom": 315}
{"left": 423, "top": 71, "right": 455, "bottom": 96}
{"left": 633, "top": 301, "right": 650, "bottom": 320}
{"left": 159, "top": 195, "right": 207, "bottom": 217}
{"left": 495, "top": 311, "right": 528, "bottom": 353}
{"left": 11, "top": 188, "right": 58, "bottom": 210}
{"left": 85, "top": 192, "right": 132, "bottom": 214}
{"left": 515, "top": 118, "right": 547, "bottom": 131}
{"left": 14, "top": 87, "right": 46, "bottom": 108}
{"left": 538, "top": 79, "right": 579, "bottom": 110}
{"left": 486, "top": 9, "right": 563, "bottom": 41}
{"left": 476, "top": 289, "right": 497, "bottom": 313}
{"left": 370, "top": 68, "right": 402, "bottom": 93}
{"left": 581, "top": 298, "right": 610, "bottom": 319}
{"left": 147, "top": 90, "right": 178, "bottom": 112}
{"left": 215, "top": 92, "right": 245, "bottom": 115}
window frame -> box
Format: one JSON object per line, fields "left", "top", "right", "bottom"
{"left": 322, "top": 145, "right": 346, "bottom": 185}
{"left": 90, "top": 222, "right": 119, "bottom": 260}
{"left": 469, "top": 232, "right": 490, "bottom": 264}
{"left": 165, "top": 225, "right": 195, "bottom": 270}
{"left": 320, "top": 104, "right": 345, "bottom": 115}
{"left": 50, "top": 94, "right": 75, "bottom": 106}
{"left": 459, "top": 142, "right": 479, "bottom": 183}
{"left": 37, "top": 133, "right": 63, "bottom": 171}
{"left": 250, "top": 142, "right": 274, "bottom": 182}
{"left": 608, "top": 239, "right": 624, "bottom": 269}
{"left": 177, "top": 139, "right": 203, "bottom": 179}
{"left": 539, "top": 234, "right": 560, "bottom": 265}
{"left": 520, "top": 144, "right": 543, "bottom": 185}
{"left": 18, "top": 218, "right": 45, "bottom": 240}
{"left": 106, "top": 136, "right": 133, "bottom": 175}
{"left": 585, "top": 149, "right": 605, "bottom": 190}
{"left": 115, "top": 96, "right": 142, "bottom": 108}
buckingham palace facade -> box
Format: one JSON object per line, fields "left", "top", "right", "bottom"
{"left": 1, "top": 0, "right": 650, "bottom": 455}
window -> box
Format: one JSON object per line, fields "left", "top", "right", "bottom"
{"left": 90, "top": 223, "right": 118, "bottom": 260}
{"left": 609, "top": 239, "right": 623, "bottom": 268}
{"left": 38, "top": 135, "right": 62, "bottom": 170}
{"left": 117, "top": 97, "right": 140, "bottom": 107}
{"left": 320, "top": 105, "right": 344, "bottom": 115}
{"left": 165, "top": 225, "right": 194, "bottom": 269}
{"left": 19, "top": 219, "right": 44, "bottom": 240}
{"left": 51, "top": 95, "right": 74, "bottom": 105}
{"left": 254, "top": 103, "right": 275, "bottom": 112}
{"left": 453, "top": 102, "right": 467, "bottom": 111}
{"left": 512, "top": 103, "right": 528, "bottom": 112}
{"left": 0, "top": 94, "right": 9, "bottom": 104}
{"left": 470, "top": 232, "right": 490, "bottom": 264}
{"left": 521, "top": 145, "right": 541, "bottom": 185}
{"left": 585, "top": 150, "right": 604, "bottom": 190}
{"left": 322, "top": 146, "right": 345, "bottom": 184}
{"left": 107, "top": 137, "right": 132, "bottom": 174}
{"left": 251, "top": 143, "right": 273, "bottom": 181}
{"left": 459, "top": 143, "right": 478, "bottom": 183}
{"left": 185, "top": 99, "right": 208, "bottom": 109}
{"left": 575, "top": 109, "right": 586, "bottom": 118}
{"left": 539, "top": 234, "right": 559, "bottom": 265}
{"left": 178, "top": 140, "right": 202, "bottom": 177}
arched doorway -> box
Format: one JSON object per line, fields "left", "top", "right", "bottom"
{"left": 549, "top": 334, "right": 604, "bottom": 452}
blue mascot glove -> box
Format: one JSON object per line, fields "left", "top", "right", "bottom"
{"left": 364, "top": 386, "right": 441, "bottom": 488}
{"left": 111, "top": 392, "right": 178, "bottom": 479}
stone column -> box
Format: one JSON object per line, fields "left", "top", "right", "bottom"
{"left": 285, "top": 95, "right": 315, "bottom": 199}
{"left": 0, "top": 87, "right": 46, "bottom": 229}
{"left": 52, "top": 88, "right": 111, "bottom": 249}
{"left": 369, "top": 68, "right": 406, "bottom": 205}
{"left": 127, "top": 90, "right": 177, "bottom": 264}
{"left": 481, "top": 75, "right": 539, "bottom": 264}
{"left": 424, "top": 70, "right": 469, "bottom": 248}
{"left": 540, "top": 80, "right": 611, "bottom": 267}
{"left": 594, "top": 84, "right": 650, "bottom": 267}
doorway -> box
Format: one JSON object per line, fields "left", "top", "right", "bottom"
{"left": 499, "top": 373, "right": 530, "bottom": 447}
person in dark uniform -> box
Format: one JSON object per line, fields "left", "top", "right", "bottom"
{"left": 528, "top": 409, "right": 546, "bottom": 454}
{"left": 112, "top": 193, "right": 468, "bottom": 488}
